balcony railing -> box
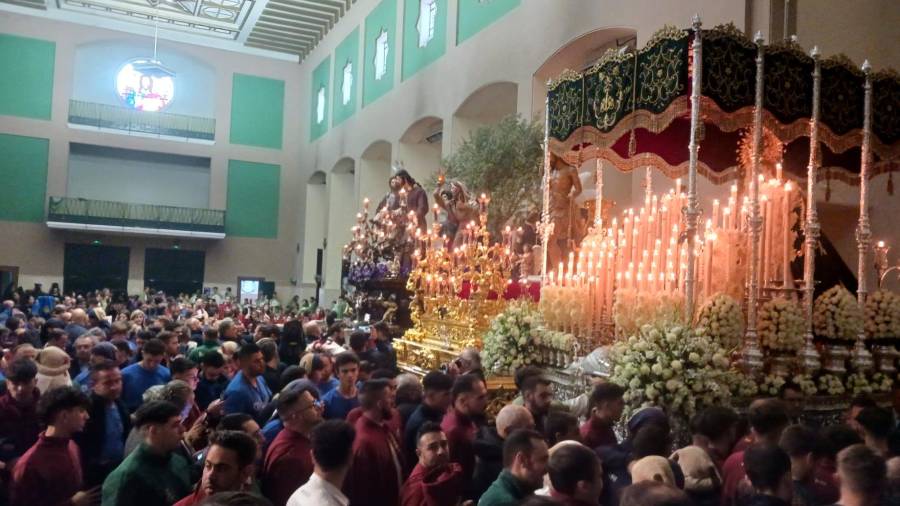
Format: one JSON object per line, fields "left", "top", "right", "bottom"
{"left": 47, "top": 197, "right": 225, "bottom": 235}
{"left": 68, "top": 99, "right": 216, "bottom": 142}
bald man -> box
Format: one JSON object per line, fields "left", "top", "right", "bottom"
{"left": 65, "top": 309, "right": 89, "bottom": 342}
{"left": 470, "top": 404, "right": 535, "bottom": 500}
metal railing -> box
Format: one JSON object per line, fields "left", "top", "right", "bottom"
{"left": 68, "top": 99, "right": 216, "bottom": 141}
{"left": 48, "top": 197, "right": 225, "bottom": 233}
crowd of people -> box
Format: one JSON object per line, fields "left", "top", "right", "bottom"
{"left": 0, "top": 285, "right": 899, "bottom": 506}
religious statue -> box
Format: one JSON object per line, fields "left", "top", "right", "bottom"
{"left": 546, "top": 154, "right": 583, "bottom": 269}
{"left": 376, "top": 166, "right": 429, "bottom": 232}
{"left": 433, "top": 174, "right": 479, "bottom": 247}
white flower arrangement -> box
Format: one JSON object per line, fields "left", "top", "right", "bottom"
{"left": 482, "top": 300, "right": 576, "bottom": 375}
{"left": 817, "top": 374, "right": 846, "bottom": 396}
{"left": 758, "top": 297, "right": 805, "bottom": 352}
{"left": 609, "top": 323, "right": 735, "bottom": 429}
{"left": 727, "top": 374, "right": 759, "bottom": 398}
{"left": 864, "top": 290, "right": 900, "bottom": 340}
{"left": 760, "top": 374, "right": 786, "bottom": 397}
{"left": 696, "top": 293, "right": 745, "bottom": 351}
{"left": 613, "top": 289, "right": 686, "bottom": 338}
{"left": 845, "top": 372, "right": 873, "bottom": 395}
{"left": 813, "top": 285, "right": 864, "bottom": 341}
{"left": 870, "top": 372, "right": 894, "bottom": 393}
{"left": 791, "top": 374, "right": 818, "bottom": 397}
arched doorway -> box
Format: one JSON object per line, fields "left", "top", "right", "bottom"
{"left": 450, "top": 81, "right": 518, "bottom": 150}
{"left": 397, "top": 116, "right": 443, "bottom": 197}
{"left": 359, "top": 140, "right": 393, "bottom": 209}
{"left": 325, "top": 158, "right": 355, "bottom": 297}
{"left": 302, "top": 171, "right": 328, "bottom": 295}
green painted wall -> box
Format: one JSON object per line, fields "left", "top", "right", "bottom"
{"left": 363, "top": 0, "right": 397, "bottom": 107}
{"left": 0, "top": 134, "right": 49, "bottom": 222}
{"left": 225, "top": 160, "right": 281, "bottom": 238}
{"left": 457, "top": 0, "right": 520, "bottom": 44}
{"left": 0, "top": 34, "right": 55, "bottom": 120}
{"left": 402, "top": 0, "right": 447, "bottom": 80}
{"left": 229, "top": 74, "right": 284, "bottom": 149}
{"left": 310, "top": 57, "right": 331, "bottom": 141}
{"left": 332, "top": 28, "right": 360, "bottom": 127}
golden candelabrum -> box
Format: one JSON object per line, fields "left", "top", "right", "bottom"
{"left": 395, "top": 195, "right": 517, "bottom": 372}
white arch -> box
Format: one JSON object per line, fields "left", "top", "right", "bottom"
{"left": 450, "top": 81, "right": 518, "bottom": 149}
{"left": 398, "top": 116, "right": 443, "bottom": 187}
{"left": 324, "top": 157, "right": 357, "bottom": 294}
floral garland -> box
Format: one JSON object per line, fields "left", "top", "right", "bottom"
{"left": 613, "top": 289, "right": 686, "bottom": 338}
{"left": 817, "top": 374, "right": 846, "bottom": 396}
{"left": 758, "top": 298, "right": 805, "bottom": 352}
{"left": 813, "top": 285, "right": 864, "bottom": 341}
{"left": 695, "top": 293, "right": 745, "bottom": 351}
{"left": 791, "top": 374, "right": 818, "bottom": 396}
{"left": 864, "top": 290, "right": 900, "bottom": 340}
{"left": 609, "top": 323, "right": 735, "bottom": 429}
{"left": 759, "top": 374, "right": 786, "bottom": 397}
{"left": 482, "top": 300, "right": 576, "bottom": 375}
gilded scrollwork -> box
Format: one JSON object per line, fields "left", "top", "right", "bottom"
{"left": 872, "top": 72, "right": 900, "bottom": 145}
{"left": 585, "top": 57, "right": 634, "bottom": 132}
{"left": 703, "top": 29, "right": 756, "bottom": 112}
{"left": 820, "top": 62, "right": 864, "bottom": 136}
{"left": 548, "top": 78, "right": 584, "bottom": 141}
{"left": 636, "top": 37, "right": 688, "bottom": 113}
{"left": 763, "top": 48, "right": 813, "bottom": 124}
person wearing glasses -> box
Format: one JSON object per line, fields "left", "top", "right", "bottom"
{"left": 260, "top": 384, "right": 323, "bottom": 506}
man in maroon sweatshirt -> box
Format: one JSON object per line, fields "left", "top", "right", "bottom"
{"left": 344, "top": 378, "right": 405, "bottom": 506}
{"left": 0, "top": 358, "right": 41, "bottom": 464}
{"left": 401, "top": 421, "right": 464, "bottom": 506}
{"left": 10, "top": 385, "right": 98, "bottom": 506}
{"left": 441, "top": 373, "right": 488, "bottom": 490}
{"left": 261, "top": 385, "right": 323, "bottom": 506}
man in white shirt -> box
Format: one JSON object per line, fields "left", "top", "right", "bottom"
{"left": 286, "top": 419, "right": 355, "bottom": 506}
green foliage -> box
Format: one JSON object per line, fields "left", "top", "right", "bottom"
{"left": 437, "top": 114, "right": 543, "bottom": 238}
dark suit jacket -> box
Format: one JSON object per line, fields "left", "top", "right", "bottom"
{"left": 74, "top": 392, "right": 131, "bottom": 487}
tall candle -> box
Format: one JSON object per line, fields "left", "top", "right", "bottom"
{"left": 762, "top": 196, "right": 772, "bottom": 285}
{"left": 712, "top": 199, "right": 720, "bottom": 229}
{"left": 782, "top": 182, "right": 793, "bottom": 284}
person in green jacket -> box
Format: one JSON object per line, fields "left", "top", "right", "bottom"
{"left": 188, "top": 327, "right": 221, "bottom": 364}
{"left": 102, "top": 400, "right": 192, "bottom": 506}
{"left": 478, "top": 429, "right": 549, "bottom": 506}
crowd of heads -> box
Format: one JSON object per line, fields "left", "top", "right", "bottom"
{"left": 1, "top": 284, "right": 899, "bottom": 506}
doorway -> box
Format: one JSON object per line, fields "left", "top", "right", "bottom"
{"left": 0, "top": 266, "right": 18, "bottom": 299}
{"left": 144, "top": 248, "right": 206, "bottom": 297}
{"left": 64, "top": 243, "right": 130, "bottom": 295}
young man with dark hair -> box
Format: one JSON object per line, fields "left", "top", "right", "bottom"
{"left": 174, "top": 430, "right": 259, "bottom": 506}
{"left": 690, "top": 405, "right": 740, "bottom": 472}
{"left": 580, "top": 381, "right": 625, "bottom": 449}
{"left": 10, "top": 386, "right": 94, "bottom": 506}
{"left": 196, "top": 352, "right": 229, "bottom": 410}
{"left": 261, "top": 386, "right": 323, "bottom": 506}
{"left": 855, "top": 406, "right": 894, "bottom": 457}
{"left": 188, "top": 327, "right": 221, "bottom": 364}
{"left": 120, "top": 338, "right": 171, "bottom": 412}
{"left": 343, "top": 379, "right": 405, "bottom": 506}
{"left": 223, "top": 343, "right": 271, "bottom": 422}
{"left": 521, "top": 374, "right": 553, "bottom": 431}
{"left": 0, "top": 358, "right": 41, "bottom": 463}
{"left": 834, "top": 444, "right": 887, "bottom": 506}
{"left": 721, "top": 399, "right": 790, "bottom": 506}
{"left": 405, "top": 370, "right": 454, "bottom": 467}
{"left": 779, "top": 425, "right": 833, "bottom": 506}
{"left": 322, "top": 351, "right": 360, "bottom": 420}
{"left": 547, "top": 443, "right": 604, "bottom": 506}
{"left": 778, "top": 381, "right": 804, "bottom": 423}
{"left": 480, "top": 429, "right": 549, "bottom": 506}
{"left": 544, "top": 411, "right": 580, "bottom": 447}
{"left": 171, "top": 357, "right": 199, "bottom": 389}
{"left": 257, "top": 338, "right": 285, "bottom": 393}
{"left": 157, "top": 331, "right": 180, "bottom": 367}
{"left": 441, "top": 373, "right": 488, "bottom": 488}
{"left": 75, "top": 361, "right": 131, "bottom": 487}
{"left": 742, "top": 443, "right": 793, "bottom": 506}
{"left": 401, "top": 421, "right": 464, "bottom": 506}
{"left": 101, "top": 400, "right": 192, "bottom": 506}
{"left": 471, "top": 405, "right": 536, "bottom": 500}
{"left": 286, "top": 420, "right": 356, "bottom": 506}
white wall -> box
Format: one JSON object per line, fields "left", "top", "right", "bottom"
{"left": 71, "top": 39, "right": 217, "bottom": 118}
{"left": 67, "top": 144, "right": 211, "bottom": 208}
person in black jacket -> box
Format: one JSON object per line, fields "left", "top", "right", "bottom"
{"left": 469, "top": 404, "right": 535, "bottom": 500}
{"left": 74, "top": 362, "right": 131, "bottom": 487}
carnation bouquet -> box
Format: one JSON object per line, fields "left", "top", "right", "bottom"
{"left": 613, "top": 289, "right": 686, "bottom": 338}
{"left": 813, "top": 285, "right": 864, "bottom": 341}
{"left": 482, "top": 300, "right": 576, "bottom": 375}
{"left": 864, "top": 290, "right": 900, "bottom": 340}
{"left": 609, "top": 323, "right": 735, "bottom": 432}
{"left": 845, "top": 372, "right": 873, "bottom": 395}
{"left": 759, "top": 374, "right": 786, "bottom": 397}
{"left": 758, "top": 297, "right": 805, "bottom": 352}
{"left": 791, "top": 374, "right": 818, "bottom": 396}
{"left": 695, "top": 294, "right": 745, "bottom": 351}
